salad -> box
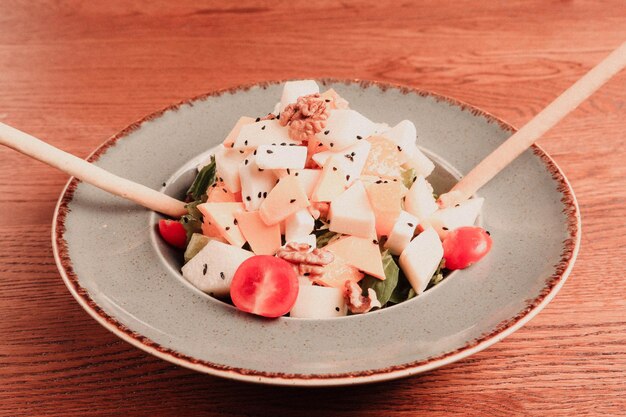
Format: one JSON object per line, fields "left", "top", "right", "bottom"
{"left": 157, "top": 80, "right": 492, "bottom": 318}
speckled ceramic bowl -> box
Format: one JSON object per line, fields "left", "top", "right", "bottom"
{"left": 52, "top": 80, "right": 580, "bottom": 386}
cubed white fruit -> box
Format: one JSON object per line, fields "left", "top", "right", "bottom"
{"left": 289, "top": 285, "right": 347, "bottom": 318}
{"left": 383, "top": 120, "right": 435, "bottom": 177}
{"left": 280, "top": 80, "right": 320, "bottom": 112}
{"left": 423, "top": 197, "right": 484, "bottom": 239}
{"left": 255, "top": 144, "right": 307, "bottom": 170}
{"left": 239, "top": 155, "right": 277, "bottom": 211}
{"left": 214, "top": 145, "right": 250, "bottom": 193}
{"left": 181, "top": 240, "right": 253, "bottom": 297}
{"left": 285, "top": 209, "right": 315, "bottom": 243}
{"left": 276, "top": 168, "right": 322, "bottom": 199}
{"left": 316, "top": 109, "right": 377, "bottom": 151}
{"left": 384, "top": 210, "right": 419, "bottom": 255}
{"left": 399, "top": 228, "right": 443, "bottom": 295}
{"left": 405, "top": 176, "right": 438, "bottom": 220}
{"left": 312, "top": 140, "right": 371, "bottom": 185}
{"left": 233, "top": 119, "right": 298, "bottom": 149}
{"left": 329, "top": 181, "right": 376, "bottom": 238}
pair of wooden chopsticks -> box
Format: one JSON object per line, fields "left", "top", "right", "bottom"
{"left": 1, "top": 41, "right": 625, "bottom": 217}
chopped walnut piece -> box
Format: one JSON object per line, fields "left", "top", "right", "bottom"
{"left": 344, "top": 281, "right": 382, "bottom": 314}
{"left": 280, "top": 93, "right": 329, "bottom": 141}
{"left": 276, "top": 242, "right": 335, "bottom": 282}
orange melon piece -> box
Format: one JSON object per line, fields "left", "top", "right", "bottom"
{"left": 222, "top": 116, "right": 255, "bottom": 148}
{"left": 234, "top": 211, "right": 281, "bottom": 255}
{"left": 311, "top": 159, "right": 348, "bottom": 202}
{"left": 362, "top": 136, "right": 404, "bottom": 179}
{"left": 200, "top": 220, "right": 228, "bottom": 243}
{"left": 366, "top": 181, "right": 404, "bottom": 236}
{"left": 259, "top": 176, "right": 310, "bottom": 225}
{"left": 197, "top": 202, "right": 246, "bottom": 247}
{"left": 206, "top": 181, "right": 242, "bottom": 203}
{"left": 306, "top": 137, "right": 328, "bottom": 168}
{"left": 324, "top": 235, "right": 386, "bottom": 280}
{"left": 313, "top": 256, "right": 364, "bottom": 288}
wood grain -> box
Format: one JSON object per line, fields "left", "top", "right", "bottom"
{"left": 0, "top": 1, "right": 625, "bottom": 415}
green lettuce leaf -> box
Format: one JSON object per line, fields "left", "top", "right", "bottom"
{"left": 180, "top": 201, "right": 203, "bottom": 241}
{"left": 187, "top": 156, "right": 216, "bottom": 201}
{"left": 316, "top": 230, "right": 338, "bottom": 248}
{"left": 359, "top": 250, "right": 399, "bottom": 306}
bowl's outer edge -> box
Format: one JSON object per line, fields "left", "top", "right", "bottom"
{"left": 51, "top": 79, "right": 581, "bottom": 386}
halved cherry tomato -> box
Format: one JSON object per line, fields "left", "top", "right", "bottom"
{"left": 442, "top": 226, "right": 492, "bottom": 270}
{"left": 158, "top": 219, "right": 187, "bottom": 248}
{"left": 230, "top": 255, "right": 299, "bottom": 318}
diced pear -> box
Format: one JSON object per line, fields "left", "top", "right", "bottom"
{"left": 329, "top": 181, "right": 376, "bottom": 239}
{"left": 181, "top": 240, "right": 253, "bottom": 297}
{"left": 399, "top": 227, "right": 443, "bottom": 294}
{"left": 280, "top": 80, "right": 320, "bottom": 112}
{"left": 405, "top": 176, "right": 438, "bottom": 219}
{"left": 324, "top": 235, "right": 385, "bottom": 280}
{"left": 311, "top": 159, "right": 348, "bottom": 202}
{"left": 214, "top": 145, "right": 251, "bottom": 194}
{"left": 315, "top": 109, "right": 377, "bottom": 151}
{"left": 239, "top": 155, "right": 277, "bottom": 211}
{"left": 289, "top": 285, "right": 347, "bottom": 318}
{"left": 285, "top": 209, "right": 315, "bottom": 243}
{"left": 384, "top": 210, "right": 419, "bottom": 255}
{"left": 222, "top": 116, "right": 255, "bottom": 148}
{"left": 312, "top": 140, "right": 371, "bottom": 186}
{"left": 422, "top": 198, "right": 484, "bottom": 239}
{"left": 255, "top": 144, "right": 307, "bottom": 170}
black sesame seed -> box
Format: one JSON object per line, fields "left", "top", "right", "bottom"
{"left": 397, "top": 145, "right": 403, "bottom": 152}
{"left": 267, "top": 149, "right": 274, "bottom": 154}
{"left": 244, "top": 159, "right": 249, "bottom": 165}
{"left": 233, "top": 219, "right": 238, "bottom": 225}
{"left": 376, "top": 180, "right": 382, "bottom": 184}
{"left": 335, "top": 307, "right": 340, "bottom": 311}
{"left": 303, "top": 272, "right": 310, "bottom": 276}
{"left": 162, "top": 182, "right": 166, "bottom": 187}
{"left": 330, "top": 143, "right": 334, "bottom": 147}
{"left": 276, "top": 179, "right": 280, "bottom": 184}
{"left": 332, "top": 166, "right": 338, "bottom": 171}
{"left": 246, "top": 196, "right": 251, "bottom": 201}
{"left": 407, "top": 222, "right": 414, "bottom": 227}
{"left": 287, "top": 168, "right": 291, "bottom": 175}
{"left": 486, "top": 230, "right": 491, "bottom": 236}
{"left": 225, "top": 226, "right": 230, "bottom": 231}
{"left": 263, "top": 192, "right": 267, "bottom": 198}
{"left": 295, "top": 172, "right": 299, "bottom": 176}
{"left": 318, "top": 143, "right": 323, "bottom": 147}
{"left": 455, "top": 204, "right": 460, "bottom": 207}
{"left": 356, "top": 135, "right": 362, "bottom": 140}
{"left": 239, "top": 150, "right": 244, "bottom": 154}
{"left": 255, "top": 117, "right": 260, "bottom": 122}
{"left": 212, "top": 183, "right": 218, "bottom": 188}
{"left": 372, "top": 239, "right": 379, "bottom": 244}
{"left": 276, "top": 114, "right": 280, "bottom": 120}
{"left": 244, "top": 140, "right": 248, "bottom": 146}
{"left": 253, "top": 150, "right": 257, "bottom": 155}
{"left": 281, "top": 142, "right": 286, "bottom": 146}
{"left": 289, "top": 143, "right": 296, "bottom": 146}
{"left": 261, "top": 125, "right": 266, "bottom": 130}
{"left": 290, "top": 199, "right": 296, "bottom": 203}
{"left": 220, "top": 272, "right": 225, "bottom": 280}
{"left": 412, "top": 176, "right": 417, "bottom": 182}
{"left": 258, "top": 168, "right": 264, "bottom": 172}
{"left": 222, "top": 188, "right": 228, "bottom": 193}
{"left": 324, "top": 130, "right": 329, "bottom": 135}
{"left": 346, "top": 174, "right": 350, "bottom": 181}
{"left": 203, "top": 264, "right": 208, "bottom": 275}
{"left": 442, "top": 227, "right": 449, "bottom": 231}
{"left": 258, "top": 192, "right": 262, "bottom": 198}
{"left": 325, "top": 99, "right": 331, "bottom": 103}
{"left": 231, "top": 143, "right": 235, "bottom": 148}
{"left": 351, "top": 152, "right": 356, "bottom": 156}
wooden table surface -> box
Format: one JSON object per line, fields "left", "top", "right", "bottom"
{"left": 1, "top": 1, "right": 625, "bottom": 415}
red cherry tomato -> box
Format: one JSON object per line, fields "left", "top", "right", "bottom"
{"left": 442, "top": 226, "right": 492, "bottom": 270}
{"left": 230, "top": 256, "right": 299, "bottom": 318}
{"left": 158, "top": 219, "right": 187, "bottom": 249}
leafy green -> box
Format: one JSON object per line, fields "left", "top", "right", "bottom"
{"left": 180, "top": 201, "right": 203, "bottom": 241}
{"left": 187, "top": 156, "right": 216, "bottom": 201}
{"left": 316, "top": 230, "right": 338, "bottom": 248}
{"left": 388, "top": 268, "right": 414, "bottom": 304}
{"left": 359, "top": 250, "right": 399, "bottom": 306}
{"left": 401, "top": 167, "right": 417, "bottom": 189}
{"left": 425, "top": 259, "right": 446, "bottom": 290}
